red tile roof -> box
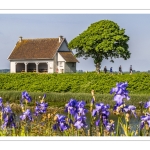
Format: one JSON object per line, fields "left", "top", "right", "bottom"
{"left": 8, "top": 38, "right": 64, "bottom": 59}
{"left": 59, "top": 52, "right": 79, "bottom": 62}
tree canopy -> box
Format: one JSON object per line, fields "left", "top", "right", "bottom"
{"left": 68, "top": 20, "right": 131, "bottom": 72}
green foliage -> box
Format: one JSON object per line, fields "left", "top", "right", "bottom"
{"left": 68, "top": 20, "right": 131, "bottom": 69}
{"left": 1, "top": 72, "right": 150, "bottom": 94}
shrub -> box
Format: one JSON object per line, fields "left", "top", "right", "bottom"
{"left": 0, "top": 72, "right": 150, "bottom": 94}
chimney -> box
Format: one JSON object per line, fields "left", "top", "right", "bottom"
{"left": 59, "top": 35, "right": 63, "bottom": 43}
{"left": 19, "top": 36, "right": 23, "bottom": 42}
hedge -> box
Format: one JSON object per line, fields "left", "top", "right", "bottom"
{"left": 0, "top": 72, "right": 150, "bottom": 94}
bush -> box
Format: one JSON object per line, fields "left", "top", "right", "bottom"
{"left": 0, "top": 72, "right": 150, "bottom": 94}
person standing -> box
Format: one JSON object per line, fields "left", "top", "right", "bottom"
{"left": 118, "top": 65, "right": 122, "bottom": 75}
{"left": 130, "top": 65, "right": 132, "bottom": 75}
{"left": 110, "top": 67, "right": 113, "bottom": 75}
{"left": 104, "top": 66, "right": 107, "bottom": 73}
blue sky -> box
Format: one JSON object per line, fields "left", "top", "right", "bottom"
{"left": 0, "top": 14, "right": 150, "bottom": 72}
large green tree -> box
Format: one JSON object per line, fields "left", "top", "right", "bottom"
{"left": 68, "top": 20, "right": 131, "bottom": 72}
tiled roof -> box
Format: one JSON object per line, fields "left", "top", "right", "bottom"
{"left": 59, "top": 52, "right": 79, "bottom": 62}
{"left": 8, "top": 38, "right": 64, "bottom": 59}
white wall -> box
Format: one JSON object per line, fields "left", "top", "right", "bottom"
{"left": 58, "top": 62, "right": 65, "bottom": 73}
{"left": 58, "top": 53, "right": 65, "bottom": 61}
{"left": 48, "top": 61, "right": 54, "bottom": 73}
{"left": 57, "top": 53, "right": 65, "bottom": 73}
{"left": 10, "top": 62, "right": 16, "bottom": 73}
{"left": 58, "top": 41, "right": 70, "bottom": 52}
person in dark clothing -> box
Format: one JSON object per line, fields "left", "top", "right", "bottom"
{"left": 118, "top": 65, "right": 122, "bottom": 75}
{"left": 130, "top": 65, "right": 132, "bottom": 75}
{"left": 110, "top": 67, "right": 113, "bottom": 75}
{"left": 104, "top": 66, "right": 107, "bottom": 73}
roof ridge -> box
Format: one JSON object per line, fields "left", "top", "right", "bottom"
{"left": 22, "top": 38, "right": 60, "bottom": 40}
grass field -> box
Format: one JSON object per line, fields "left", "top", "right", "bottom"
{"left": 0, "top": 91, "right": 149, "bottom": 109}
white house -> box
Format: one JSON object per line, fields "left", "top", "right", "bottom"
{"left": 8, "top": 36, "right": 79, "bottom": 73}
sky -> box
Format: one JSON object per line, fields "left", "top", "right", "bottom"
{"left": 0, "top": 14, "right": 150, "bottom": 72}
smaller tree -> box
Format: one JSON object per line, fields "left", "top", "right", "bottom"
{"left": 68, "top": 20, "right": 131, "bottom": 73}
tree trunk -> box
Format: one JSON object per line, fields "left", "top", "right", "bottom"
{"left": 95, "top": 62, "right": 101, "bottom": 73}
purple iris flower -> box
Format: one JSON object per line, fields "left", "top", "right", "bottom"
{"left": 140, "top": 121, "right": 145, "bottom": 130}
{"left": 140, "top": 113, "right": 150, "bottom": 129}
{"left": 3, "top": 105, "right": 12, "bottom": 114}
{"left": 95, "top": 112, "right": 110, "bottom": 127}
{"left": 92, "top": 103, "right": 110, "bottom": 117}
{"left": 90, "top": 98, "right": 95, "bottom": 106}
{"left": 65, "top": 99, "right": 88, "bottom": 117}
{"left": 92, "top": 103, "right": 104, "bottom": 117}
{"left": 116, "top": 82, "right": 128, "bottom": 90}
{"left": 21, "top": 91, "right": 32, "bottom": 103}
{"left": 43, "top": 94, "right": 46, "bottom": 99}
{"left": 76, "top": 101, "right": 88, "bottom": 116}
{"left": 98, "top": 118, "right": 115, "bottom": 133}
{"left": 105, "top": 121, "right": 115, "bottom": 132}
{"left": 102, "top": 110, "right": 110, "bottom": 117}
{"left": 20, "top": 109, "right": 33, "bottom": 121}
{"left": 0, "top": 97, "right": 3, "bottom": 104}
{"left": 78, "top": 107, "right": 88, "bottom": 116}
{"left": 110, "top": 82, "right": 130, "bottom": 104}
{"left": 110, "top": 82, "right": 127, "bottom": 94}
{"left": 141, "top": 114, "right": 150, "bottom": 121}
{"left": 34, "top": 102, "right": 48, "bottom": 116}
{"left": 66, "top": 99, "right": 78, "bottom": 107}
{"left": 74, "top": 115, "right": 88, "bottom": 129}
{"left": 53, "top": 114, "right": 70, "bottom": 132}
{"left": 123, "top": 105, "right": 137, "bottom": 118}
{"left": 1, "top": 104, "right": 15, "bottom": 129}
{"left": 0, "top": 97, "right": 4, "bottom": 111}
{"left": 93, "top": 103, "right": 110, "bottom": 127}
{"left": 144, "top": 101, "right": 150, "bottom": 109}
{"left": 76, "top": 101, "right": 86, "bottom": 108}
{"left": 104, "top": 104, "right": 110, "bottom": 110}
{"left": 1, "top": 113, "right": 16, "bottom": 129}
{"left": 65, "top": 99, "right": 78, "bottom": 114}
{"left": 113, "top": 102, "right": 125, "bottom": 113}
{"left": 113, "top": 95, "right": 125, "bottom": 105}
{"left": 96, "top": 119, "right": 100, "bottom": 126}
